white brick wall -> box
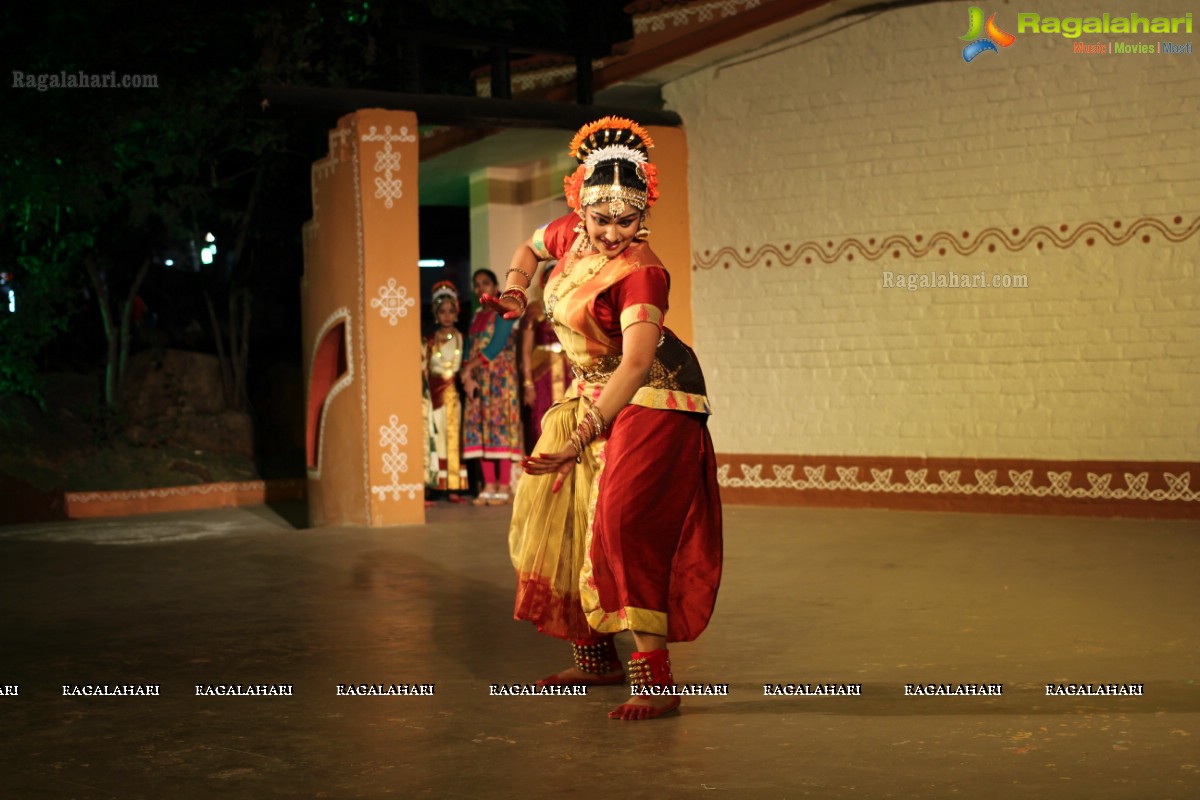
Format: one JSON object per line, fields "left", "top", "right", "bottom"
{"left": 664, "top": 0, "right": 1199, "bottom": 460}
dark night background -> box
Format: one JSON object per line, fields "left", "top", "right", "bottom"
{"left": 0, "top": 0, "right": 628, "bottom": 518}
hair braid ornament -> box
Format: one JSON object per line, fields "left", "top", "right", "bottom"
{"left": 563, "top": 116, "right": 659, "bottom": 213}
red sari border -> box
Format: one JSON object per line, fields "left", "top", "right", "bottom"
{"left": 716, "top": 454, "right": 1200, "bottom": 519}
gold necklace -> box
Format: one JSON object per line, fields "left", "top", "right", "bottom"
{"left": 545, "top": 251, "right": 609, "bottom": 323}
{"left": 431, "top": 329, "right": 461, "bottom": 369}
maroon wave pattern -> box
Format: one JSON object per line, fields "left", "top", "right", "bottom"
{"left": 692, "top": 214, "right": 1200, "bottom": 270}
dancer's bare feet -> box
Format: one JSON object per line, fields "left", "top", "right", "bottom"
{"left": 608, "top": 692, "right": 680, "bottom": 720}
{"left": 536, "top": 664, "right": 624, "bottom": 688}
{"left": 608, "top": 640, "right": 679, "bottom": 720}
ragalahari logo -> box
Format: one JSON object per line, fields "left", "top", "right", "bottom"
{"left": 960, "top": 7, "right": 1016, "bottom": 62}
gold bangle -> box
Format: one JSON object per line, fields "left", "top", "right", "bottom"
{"left": 576, "top": 414, "right": 598, "bottom": 447}
{"left": 587, "top": 404, "right": 607, "bottom": 436}
{"left": 506, "top": 267, "right": 533, "bottom": 284}
{"left": 501, "top": 285, "right": 528, "bottom": 303}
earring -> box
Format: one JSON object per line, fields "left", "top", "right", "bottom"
{"left": 636, "top": 226, "right": 651, "bottom": 240}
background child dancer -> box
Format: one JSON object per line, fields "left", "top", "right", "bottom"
{"left": 425, "top": 280, "right": 468, "bottom": 501}
{"left": 460, "top": 269, "right": 522, "bottom": 505}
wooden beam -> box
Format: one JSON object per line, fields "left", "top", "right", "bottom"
{"left": 538, "top": 0, "right": 839, "bottom": 106}
{"left": 261, "top": 85, "right": 682, "bottom": 130}
{"left": 397, "top": 23, "right": 618, "bottom": 59}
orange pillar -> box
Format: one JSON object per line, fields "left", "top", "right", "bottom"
{"left": 302, "top": 109, "right": 425, "bottom": 527}
{"left": 645, "top": 125, "right": 694, "bottom": 345}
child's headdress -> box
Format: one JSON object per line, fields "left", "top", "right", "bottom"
{"left": 430, "top": 280, "right": 459, "bottom": 312}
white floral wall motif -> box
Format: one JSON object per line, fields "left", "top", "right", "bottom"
{"left": 371, "top": 414, "right": 423, "bottom": 501}
{"left": 360, "top": 124, "right": 417, "bottom": 209}
{"left": 718, "top": 463, "right": 1199, "bottom": 504}
{"left": 370, "top": 278, "right": 415, "bottom": 326}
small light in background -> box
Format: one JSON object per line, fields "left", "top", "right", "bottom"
{"left": 418, "top": 259, "right": 446, "bottom": 269}
{"left": 199, "top": 233, "right": 218, "bottom": 266}
{"left": 6, "top": 289, "right": 14, "bottom": 313}
{"left": 165, "top": 258, "right": 175, "bottom": 267}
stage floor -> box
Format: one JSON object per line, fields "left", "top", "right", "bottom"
{"left": 1, "top": 502, "right": 1197, "bottom": 799}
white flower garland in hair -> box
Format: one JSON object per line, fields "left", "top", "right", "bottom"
{"left": 583, "top": 145, "right": 648, "bottom": 167}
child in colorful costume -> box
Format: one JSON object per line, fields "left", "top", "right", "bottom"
{"left": 461, "top": 269, "right": 523, "bottom": 505}
{"left": 425, "top": 280, "right": 468, "bottom": 498}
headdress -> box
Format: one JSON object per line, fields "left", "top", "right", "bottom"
{"left": 430, "top": 280, "right": 459, "bottom": 312}
{"left": 564, "top": 116, "right": 659, "bottom": 216}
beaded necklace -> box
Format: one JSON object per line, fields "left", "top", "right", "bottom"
{"left": 545, "top": 236, "right": 609, "bottom": 323}
{"left": 430, "top": 328, "right": 461, "bottom": 372}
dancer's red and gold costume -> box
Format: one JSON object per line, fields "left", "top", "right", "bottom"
{"left": 506, "top": 119, "right": 723, "bottom": 718}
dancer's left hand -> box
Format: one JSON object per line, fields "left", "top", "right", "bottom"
{"left": 522, "top": 447, "right": 578, "bottom": 493}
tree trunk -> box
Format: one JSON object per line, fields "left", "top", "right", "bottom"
{"left": 118, "top": 256, "right": 152, "bottom": 402}
{"left": 85, "top": 255, "right": 152, "bottom": 410}
{"left": 223, "top": 165, "right": 264, "bottom": 413}
{"left": 232, "top": 290, "right": 252, "bottom": 411}
{"left": 83, "top": 256, "right": 118, "bottom": 409}
{"left": 204, "top": 290, "right": 234, "bottom": 408}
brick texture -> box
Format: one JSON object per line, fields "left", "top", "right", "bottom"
{"left": 663, "top": 0, "right": 1199, "bottom": 460}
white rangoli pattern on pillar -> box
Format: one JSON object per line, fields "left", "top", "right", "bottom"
{"left": 360, "top": 125, "right": 417, "bottom": 209}
{"left": 371, "top": 414, "right": 422, "bottom": 501}
{"left": 371, "top": 278, "right": 416, "bottom": 326}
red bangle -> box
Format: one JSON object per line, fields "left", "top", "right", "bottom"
{"left": 500, "top": 287, "right": 528, "bottom": 314}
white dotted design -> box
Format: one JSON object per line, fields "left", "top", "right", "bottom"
{"left": 476, "top": 63, "right": 594, "bottom": 97}
{"left": 360, "top": 125, "right": 417, "bottom": 209}
{"left": 371, "top": 414, "right": 422, "bottom": 501}
{"left": 66, "top": 481, "right": 295, "bottom": 504}
{"left": 634, "top": 0, "right": 762, "bottom": 33}
{"left": 309, "top": 125, "right": 351, "bottom": 233}
{"left": 306, "top": 307, "right": 354, "bottom": 479}
{"left": 717, "top": 464, "right": 1200, "bottom": 503}
{"left": 370, "top": 278, "right": 416, "bottom": 326}
{"left": 350, "top": 121, "right": 370, "bottom": 523}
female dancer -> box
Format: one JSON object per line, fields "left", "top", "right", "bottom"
{"left": 461, "top": 269, "right": 523, "bottom": 505}
{"left": 483, "top": 117, "right": 722, "bottom": 720}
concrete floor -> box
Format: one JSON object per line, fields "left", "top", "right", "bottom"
{"left": 0, "top": 502, "right": 1197, "bottom": 799}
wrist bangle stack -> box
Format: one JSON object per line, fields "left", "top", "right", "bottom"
{"left": 586, "top": 404, "right": 607, "bottom": 438}
{"left": 570, "top": 401, "right": 608, "bottom": 464}
{"left": 499, "top": 285, "right": 528, "bottom": 315}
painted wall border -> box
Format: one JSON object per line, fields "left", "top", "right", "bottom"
{"left": 716, "top": 454, "right": 1200, "bottom": 519}
{"left": 694, "top": 213, "right": 1200, "bottom": 269}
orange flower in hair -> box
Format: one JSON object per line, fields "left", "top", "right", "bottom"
{"left": 564, "top": 164, "right": 587, "bottom": 211}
